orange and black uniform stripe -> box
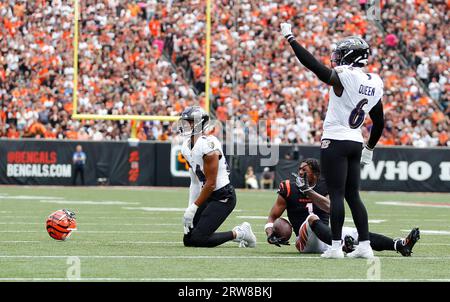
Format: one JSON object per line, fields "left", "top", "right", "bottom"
{"left": 277, "top": 176, "right": 329, "bottom": 237}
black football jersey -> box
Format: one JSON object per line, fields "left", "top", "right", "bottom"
{"left": 277, "top": 176, "right": 330, "bottom": 236}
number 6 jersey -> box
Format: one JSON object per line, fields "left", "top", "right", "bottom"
{"left": 322, "top": 65, "right": 384, "bottom": 143}
{"left": 181, "top": 135, "right": 230, "bottom": 190}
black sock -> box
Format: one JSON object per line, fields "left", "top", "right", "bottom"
{"left": 369, "top": 232, "right": 395, "bottom": 251}
{"left": 310, "top": 220, "right": 332, "bottom": 245}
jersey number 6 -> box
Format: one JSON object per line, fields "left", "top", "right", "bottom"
{"left": 349, "top": 98, "right": 368, "bottom": 129}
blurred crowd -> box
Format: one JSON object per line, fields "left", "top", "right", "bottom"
{"left": 0, "top": 0, "right": 448, "bottom": 147}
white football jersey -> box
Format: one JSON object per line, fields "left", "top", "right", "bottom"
{"left": 322, "top": 65, "right": 384, "bottom": 143}
{"left": 181, "top": 135, "right": 230, "bottom": 191}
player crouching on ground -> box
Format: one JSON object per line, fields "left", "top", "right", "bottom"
{"left": 265, "top": 158, "right": 420, "bottom": 256}
{"left": 178, "top": 106, "right": 256, "bottom": 248}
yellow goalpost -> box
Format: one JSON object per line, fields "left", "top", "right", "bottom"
{"left": 71, "top": 0, "right": 211, "bottom": 135}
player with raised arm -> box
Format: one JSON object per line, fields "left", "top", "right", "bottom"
{"left": 280, "top": 23, "right": 385, "bottom": 258}
{"left": 265, "top": 159, "right": 420, "bottom": 257}
{"left": 178, "top": 106, "right": 256, "bottom": 248}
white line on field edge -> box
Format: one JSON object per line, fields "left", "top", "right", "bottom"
{"left": 1, "top": 255, "right": 450, "bottom": 260}
{"left": 0, "top": 230, "right": 268, "bottom": 234}
{"left": 0, "top": 278, "right": 449, "bottom": 282}
{"left": 0, "top": 222, "right": 181, "bottom": 226}
{"left": 0, "top": 241, "right": 184, "bottom": 244}
{"left": 2, "top": 240, "right": 449, "bottom": 247}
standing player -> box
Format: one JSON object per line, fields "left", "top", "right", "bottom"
{"left": 281, "top": 23, "right": 385, "bottom": 258}
{"left": 265, "top": 158, "right": 420, "bottom": 256}
{"left": 178, "top": 106, "right": 256, "bottom": 248}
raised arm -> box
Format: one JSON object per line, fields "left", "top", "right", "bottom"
{"left": 281, "top": 22, "right": 343, "bottom": 93}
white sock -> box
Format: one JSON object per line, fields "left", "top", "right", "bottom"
{"left": 359, "top": 240, "right": 371, "bottom": 248}
{"left": 332, "top": 240, "right": 341, "bottom": 249}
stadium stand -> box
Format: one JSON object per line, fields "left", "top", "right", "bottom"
{"left": 0, "top": 0, "right": 448, "bottom": 146}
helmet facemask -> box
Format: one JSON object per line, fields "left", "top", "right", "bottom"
{"left": 175, "top": 107, "right": 210, "bottom": 137}
{"left": 331, "top": 37, "right": 370, "bottom": 67}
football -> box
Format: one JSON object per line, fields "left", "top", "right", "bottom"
{"left": 273, "top": 217, "right": 293, "bottom": 241}
{"left": 46, "top": 209, "right": 77, "bottom": 241}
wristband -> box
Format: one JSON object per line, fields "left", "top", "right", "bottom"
{"left": 264, "top": 222, "right": 274, "bottom": 231}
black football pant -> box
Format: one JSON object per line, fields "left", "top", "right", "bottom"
{"left": 73, "top": 165, "right": 85, "bottom": 186}
{"left": 310, "top": 219, "right": 395, "bottom": 251}
{"left": 320, "top": 139, "right": 369, "bottom": 241}
{"left": 183, "top": 184, "right": 236, "bottom": 247}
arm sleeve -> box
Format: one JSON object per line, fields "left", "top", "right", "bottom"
{"left": 189, "top": 168, "right": 201, "bottom": 206}
{"left": 276, "top": 181, "right": 288, "bottom": 200}
{"left": 288, "top": 39, "right": 333, "bottom": 84}
{"left": 367, "top": 99, "right": 385, "bottom": 149}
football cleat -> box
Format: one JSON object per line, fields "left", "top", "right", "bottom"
{"left": 395, "top": 227, "right": 420, "bottom": 257}
{"left": 233, "top": 222, "right": 256, "bottom": 248}
{"left": 346, "top": 244, "right": 374, "bottom": 259}
{"left": 342, "top": 235, "right": 355, "bottom": 254}
{"left": 321, "top": 246, "right": 345, "bottom": 259}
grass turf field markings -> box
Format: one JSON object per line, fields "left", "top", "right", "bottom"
{"left": 0, "top": 241, "right": 185, "bottom": 244}
{"left": 377, "top": 201, "right": 450, "bottom": 208}
{"left": 3, "top": 240, "right": 448, "bottom": 246}
{"left": 123, "top": 207, "right": 243, "bottom": 212}
{"left": 0, "top": 195, "right": 65, "bottom": 200}
{"left": 39, "top": 200, "right": 140, "bottom": 205}
{"left": 401, "top": 229, "right": 450, "bottom": 235}
{"left": 1, "top": 278, "right": 450, "bottom": 281}
{"left": 0, "top": 222, "right": 181, "bottom": 226}
{"left": 2, "top": 255, "right": 450, "bottom": 260}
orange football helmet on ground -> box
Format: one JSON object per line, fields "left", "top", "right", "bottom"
{"left": 46, "top": 209, "right": 77, "bottom": 241}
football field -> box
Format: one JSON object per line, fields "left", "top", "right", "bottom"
{"left": 0, "top": 186, "right": 449, "bottom": 282}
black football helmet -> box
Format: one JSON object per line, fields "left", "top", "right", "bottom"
{"left": 177, "top": 106, "right": 210, "bottom": 136}
{"left": 331, "top": 36, "right": 370, "bottom": 67}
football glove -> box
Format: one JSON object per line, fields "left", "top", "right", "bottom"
{"left": 280, "top": 22, "right": 294, "bottom": 40}
{"left": 267, "top": 233, "right": 290, "bottom": 247}
{"left": 291, "top": 172, "right": 312, "bottom": 193}
{"left": 361, "top": 145, "right": 373, "bottom": 165}
{"left": 183, "top": 203, "right": 198, "bottom": 234}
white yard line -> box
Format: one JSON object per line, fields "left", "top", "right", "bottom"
{"left": 0, "top": 241, "right": 184, "bottom": 244}
{"left": 0, "top": 196, "right": 64, "bottom": 200}
{"left": 0, "top": 216, "right": 182, "bottom": 219}
{"left": 0, "top": 277, "right": 449, "bottom": 281}
{"left": 0, "top": 230, "right": 268, "bottom": 234}
{"left": 377, "top": 201, "right": 450, "bottom": 209}
{"left": 401, "top": 229, "right": 450, "bottom": 235}
{"left": 0, "top": 222, "right": 181, "bottom": 226}
{"left": 39, "top": 200, "right": 140, "bottom": 205}
{"left": 1, "top": 255, "right": 450, "bottom": 260}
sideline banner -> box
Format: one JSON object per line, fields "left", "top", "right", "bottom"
{"left": 0, "top": 140, "right": 448, "bottom": 192}
{"left": 0, "top": 139, "right": 156, "bottom": 186}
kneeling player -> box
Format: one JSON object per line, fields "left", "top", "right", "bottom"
{"left": 179, "top": 106, "right": 256, "bottom": 248}
{"left": 265, "top": 158, "right": 420, "bottom": 256}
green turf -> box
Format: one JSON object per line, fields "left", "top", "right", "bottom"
{"left": 0, "top": 186, "right": 449, "bottom": 281}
